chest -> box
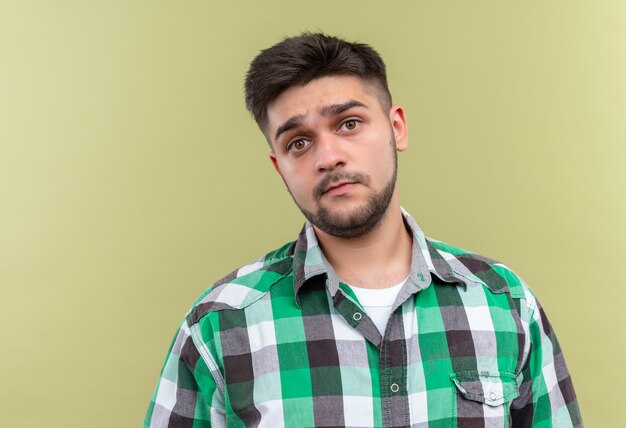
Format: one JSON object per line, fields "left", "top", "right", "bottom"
{"left": 214, "top": 283, "right": 527, "bottom": 427}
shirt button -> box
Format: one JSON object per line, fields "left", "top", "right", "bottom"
{"left": 489, "top": 392, "right": 497, "bottom": 401}
{"left": 352, "top": 312, "right": 362, "bottom": 321}
{"left": 390, "top": 383, "right": 400, "bottom": 393}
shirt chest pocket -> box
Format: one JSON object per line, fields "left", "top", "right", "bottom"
{"left": 450, "top": 371, "right": 519, "bottom": 427}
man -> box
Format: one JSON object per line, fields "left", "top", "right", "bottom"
{"left": 145, "top": 33, "right": 582, "bottom": 427}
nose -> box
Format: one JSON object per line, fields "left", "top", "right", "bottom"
{"left": 314, "top": 133, "right": 346, "bottom": 172}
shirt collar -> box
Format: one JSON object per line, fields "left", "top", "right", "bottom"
{"left": 292, "top": 208, "right": 467, "bottom": 303}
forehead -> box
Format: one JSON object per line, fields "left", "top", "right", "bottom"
{"left": 265, "top": 76, "right": 382, "bottom": 133}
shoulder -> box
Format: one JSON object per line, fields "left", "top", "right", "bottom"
{"left": 186, "top": 240, "right": 297, "bottom": 325}
{"left": 426, "top": 237, "right": 530, "bottom": 300}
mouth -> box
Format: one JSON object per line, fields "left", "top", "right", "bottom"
{"left": 322, "top": 181, "right": 358, "bottom": 196}
{"left": 315, "top": 172, "right": 369, "bottom": 199}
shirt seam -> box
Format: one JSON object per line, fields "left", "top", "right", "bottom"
{"left": 518, "top": 297, "right": 536, "bottom": 377}
{"left": 189, "top": 321, "right": 226, "bottom": 398}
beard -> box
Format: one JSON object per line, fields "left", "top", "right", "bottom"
{"left": 291, "top": 137, "right": 398, "bottom": 239}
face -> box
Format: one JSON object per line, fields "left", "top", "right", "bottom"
{"left": 267, "top": 76, "right": 408, "bottom": 239}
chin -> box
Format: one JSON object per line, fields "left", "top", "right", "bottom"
{"left": 304, "top": 200, "right": 390, "bottom": 239}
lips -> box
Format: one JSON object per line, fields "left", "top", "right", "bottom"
{"left": 322, "top": 181, "right": 359, "bottom": 197}
{"left": 314, "top": 172, "right": 369, "bottom": 199}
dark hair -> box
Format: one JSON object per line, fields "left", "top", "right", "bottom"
{"left": 244, "top": 32, "right": 392, "bottom": 133}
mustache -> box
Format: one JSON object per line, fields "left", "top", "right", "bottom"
{"left": 314, "top": 171, "right": 370, "bottom": 199}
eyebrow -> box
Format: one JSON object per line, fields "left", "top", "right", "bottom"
{"left": 319, "top": 100, "right": 367, "bottom": 117}
{"left": 274, "top": 114, "right": 306, "bottom": 142}
{"left": 273, "top": 99, "right": 368, "bottom": 142}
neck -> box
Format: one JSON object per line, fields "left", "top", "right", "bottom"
{"left": 313, "top": 196, "right": 412, "bottom": 289}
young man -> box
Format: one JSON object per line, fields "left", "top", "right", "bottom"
{"left": 145, "top": 33, "right": 582, "bottom": 427}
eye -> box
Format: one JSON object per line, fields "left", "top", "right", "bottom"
{"left": 341, "top": 119, "right": 360, "bottom": 131}
{"left": 287, "top": 138, "right": 310, "bottom": 152}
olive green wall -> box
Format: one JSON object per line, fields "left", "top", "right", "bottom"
{"left": 1, "top": 1, "right": 623, "bottom": 426}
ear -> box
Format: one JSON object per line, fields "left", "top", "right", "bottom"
{"left": 269, "top": 152, "right": 280, "bottom": 174}
{"left": 269, "top": 152, "right": 290, "bottom": 192}
{"left": 389, "top": 105, "right": 408, "bottom": 152}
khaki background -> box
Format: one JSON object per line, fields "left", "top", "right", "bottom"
{"left": 1, "top": 1, "right": 623, "bottom": 426}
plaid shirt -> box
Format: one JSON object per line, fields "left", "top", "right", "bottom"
{"left": 144, "top": 209, "right": 582, "bottom": 427}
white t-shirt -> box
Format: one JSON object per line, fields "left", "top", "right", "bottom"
{"left": 348, "top": 277, "right": 408, "bottom": 336}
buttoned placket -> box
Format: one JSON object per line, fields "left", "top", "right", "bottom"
{"left": 314, "top": 215, "right": 436, "bottom": 427}
{"left": 332, "top": 281, "right": 421, "bottom": 427}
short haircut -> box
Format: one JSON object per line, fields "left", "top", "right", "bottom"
{"left": 244, "top": 32, "right": 392, "bottom": 135}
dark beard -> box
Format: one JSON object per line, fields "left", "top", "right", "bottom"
{"left": 294, "top": 140, "right": 398, "bottom": 239}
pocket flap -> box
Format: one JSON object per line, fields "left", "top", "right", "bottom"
{"left": 450, "top": 371, "right": 518, "bottom": 406}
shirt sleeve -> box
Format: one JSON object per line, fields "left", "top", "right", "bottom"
{"left": 510, "top": 294, "right": 583, "bottom": 427}
{"left": 144, "top": 320, "right": 226, "bottom": 427}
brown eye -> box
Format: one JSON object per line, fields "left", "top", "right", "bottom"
{"left": 288, "top": 139, "right": 310, "bottom": 152}
{"left": 343, "top": 120, "right": 358, "bottom": 130}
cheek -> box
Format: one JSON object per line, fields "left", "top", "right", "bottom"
{"left": 369, "top": 149, "right": 396, "bottom": 181}
{"left": 285, "top": 178, "right": 307, "bottom": 197}
{"left": 278, "top": 162, "right": 308, "bottom": 189}
{"left": 276, "top": 168, "right": 301, "bottom": 195}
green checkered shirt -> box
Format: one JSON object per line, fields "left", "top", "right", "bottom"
{"left": 145, "top": 209, "right": 582, "bottom": 427}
